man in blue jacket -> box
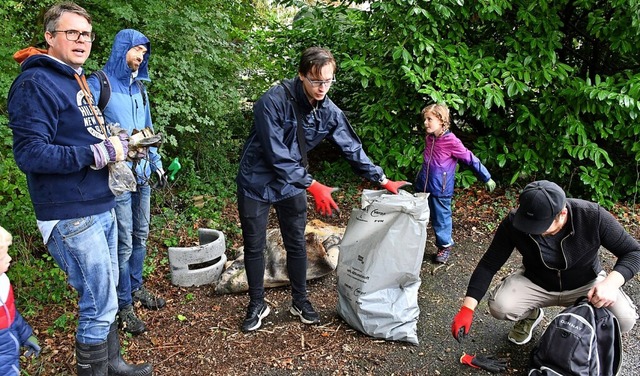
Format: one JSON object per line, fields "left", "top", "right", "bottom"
{"left": 7, "top": 3, "right": 151, "bottom": 375}
{"left": 236, "top": 47, "right": 408, "bottom": 332}
{"left": 88, "top": 29, "right": 166, "bottom": 336}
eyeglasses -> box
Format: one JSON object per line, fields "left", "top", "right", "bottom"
{"left": 52, "top": 30, "right": 96, "bottom": 42}
{"left": 305, "top": 76, "right": 336, "bottom": 88}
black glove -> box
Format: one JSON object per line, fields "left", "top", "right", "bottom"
{"left": 460, "top": 353, "right": 508, "bottom": 373}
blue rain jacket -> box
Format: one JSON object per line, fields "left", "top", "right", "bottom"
{"left": 237, "top": 77, "right": 385, "bottom": 202}
{"left": 87, "top": 29, "right": 162, "bottom": 184}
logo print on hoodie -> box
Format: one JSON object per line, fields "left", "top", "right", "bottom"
{"left": 76, "top": 90, "right": 105, "bottom": 139}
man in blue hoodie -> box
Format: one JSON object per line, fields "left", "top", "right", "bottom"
{"left": 7, "top": 2, "right": 151, "bottom": 375}
{"left": 88, "top": 29, "right": 166, "bottom": 336}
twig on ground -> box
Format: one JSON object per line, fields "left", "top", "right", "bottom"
{"left": 471, "top": 226, "right": 486, "bottom": 235}
{"left": 157, "top": 349, "right": 188, "bottom": 366}
{"left": 431, "top": 263, "right": 456, "bottom": 275}
{"left": 267, "top": 347, "right": 321, "bottom": 362}
{"left": 209, "top": 325, "right": 233, "bottom": 331}
{"left": 132, "top": 344, "right": 185, "bottom": 352}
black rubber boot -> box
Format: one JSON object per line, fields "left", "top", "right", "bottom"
{"left": 76, "top": 340, "right": 108, "bottom": 376}
{"left": 107, "top": 322, "right": 153, "bottom": 376}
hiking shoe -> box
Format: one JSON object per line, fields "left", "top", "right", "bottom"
{"left": 242, "top": 300, "right": 270, "bottom": 332}
{"left": 118, "top": 305, "right": 146, "bottom": 335}
{"left": 433, "top": 247, "right": 451, "bottom": 264}
{"left": 290, "top": 299, "right": 320, "bottom": 325}
{"left": 132, "top": 286, "right": 166, "bottom": 310}
{"left": 508, "top": 308, "right": 544, "bottom": 345}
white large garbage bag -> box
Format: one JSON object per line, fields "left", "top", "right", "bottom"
{"left": 336, "top": 190, "right": 429, "bottom": 345}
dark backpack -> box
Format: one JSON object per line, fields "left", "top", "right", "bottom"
{"left": 528, "top": 297, "right": 622, "bottom": 376}
{"left": 91, "top": 70, "right": 147, "bottom": 112}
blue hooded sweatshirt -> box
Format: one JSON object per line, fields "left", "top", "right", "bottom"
{"left": 87, "top": 29, "right": 162, "bottom": 184}
{"left": 8, "top": 53, "right": 114, "bottom": 221}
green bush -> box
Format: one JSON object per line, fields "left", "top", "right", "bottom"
{"left": 268, "top": 0, "right": 640, "bottom": 205}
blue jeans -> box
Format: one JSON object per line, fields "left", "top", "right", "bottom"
{"left": 428, "top": 196, "right": 454, "bottom": 248}
{"left": 114, "top": 184, "right": 151, "bottom": 309}
{"left": 46, "top": 210, "right": 118, "bottom": 344}
{"left": 237, "top": 191, "right": 308, "bottom": 302}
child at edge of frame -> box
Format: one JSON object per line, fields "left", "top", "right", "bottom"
{"left": 0, "top": 225, "right": 41, "bottom": 375}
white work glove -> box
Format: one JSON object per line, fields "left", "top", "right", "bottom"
{"left": 91, "top": 132, "right": 129, "bottom": 169}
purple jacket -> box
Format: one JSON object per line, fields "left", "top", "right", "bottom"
{"left": 415, "top": 131, "right": 491, "bottom": 197}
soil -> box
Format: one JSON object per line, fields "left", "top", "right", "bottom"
{"left": 21, "top": 187, "right": 640, "bottom": 376}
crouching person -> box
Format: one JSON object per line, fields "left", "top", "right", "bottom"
{"left": 452, "top": 180, "right": 639, "bottom": 345}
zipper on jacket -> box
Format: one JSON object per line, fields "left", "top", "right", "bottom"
{"left": 556, "top": 232, "right": 572, "bottom": 291}
{"left": 4, "top": 290, "right": 20, "bottom": 354}
{"left": 424, "top": 135, "right": 435, "bottom": 193}
{"left": 557, "top": 270, "right": 562, "bottom": 291}
{"left": 530, "top": 233, "right": 564, "bottom": 290}
{"left": 441, "top": 172, "right": 447, "bottom": 193}
{"left": 131, "top": 84, "right": 139, "bottom": 120}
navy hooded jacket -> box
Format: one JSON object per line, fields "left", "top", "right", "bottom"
{"left": 236, "top": 77, "right": 385, "bottom": 202}
{"left": 8, "top": 54, "right": 114, "bottom": 220}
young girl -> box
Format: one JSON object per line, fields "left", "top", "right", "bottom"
{"left": 415, "top": 104, "right": 495, "bottom": 264}
{"left": 1, "top": 226, "right": 40, "bottom": 375}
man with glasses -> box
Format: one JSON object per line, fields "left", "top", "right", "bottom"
{"left": 7, "top": 2, "right": 151, "bottom": 375}
{"left": 236, "top": 46, "right": 408, "bottom": 332}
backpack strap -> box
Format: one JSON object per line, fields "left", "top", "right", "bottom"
{"left": 92, "top": 70, "right": 111, "bottom": 112}
{"left": 91, "top": 70, "right": 147, "bottom": 111}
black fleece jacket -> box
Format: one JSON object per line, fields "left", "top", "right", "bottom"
{"left": 466, "top": 198, "right": 640, "bottom": 302}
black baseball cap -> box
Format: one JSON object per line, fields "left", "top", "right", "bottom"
{"left": 513, "top": 180, "right": 566, "bottom": 234}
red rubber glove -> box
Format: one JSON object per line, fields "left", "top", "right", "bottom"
{"left": 307, "top": 180, "right": 339, "bottom": 216}
{"left": 452, "top": 306, "right": 474, "bottom": 342}
{"left": 381, "top": 179, "right": 410, "bottom": 194}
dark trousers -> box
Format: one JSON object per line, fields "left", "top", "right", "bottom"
{"left": 237, "top": 191, "right": 308, "bottom": 302}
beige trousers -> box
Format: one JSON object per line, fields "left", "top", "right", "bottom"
{"left": 488, "top": 267, "right": 638, "bottom": 333}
